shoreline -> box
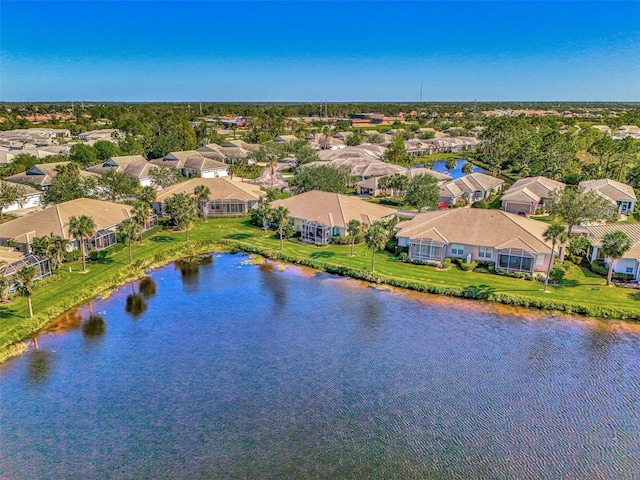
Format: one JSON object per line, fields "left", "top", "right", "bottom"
{"left": 2, "top": 219, "right": 639, "bottom": 364}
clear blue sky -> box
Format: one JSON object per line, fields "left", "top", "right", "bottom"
{"left": 1, "top": 1, "right": 639, "bottom": 102}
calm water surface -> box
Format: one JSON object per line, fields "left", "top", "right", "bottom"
{"left": 430, "top": 158, "right": 485, "bottom": 179}
{"left": 1, "top": 253, "right": 639, "bottom": 479}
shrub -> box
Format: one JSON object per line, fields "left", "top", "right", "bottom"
{"left": 471, "top": 200, "right": 488, "bottom": 209}
{"left": 63, "top": 250, "right": 82, "bottom": 262}
{"left": 441, "top": 257, "right": 452, "bottom": 269}
{"left": 549, "top": 266, "right": 566, "bottom": 283}
{"left": 398, "top": 252, "right": 409, "bottom": 263}
{"left": 458, "top": 260, "right": 478, "bottom": 272}
{"left": 385, "top": 239, "right": 397, "bottom": 253}
{"left": 590, "top": 260, "right": 608, "bottom": 276}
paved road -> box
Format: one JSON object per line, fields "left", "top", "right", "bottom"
{"left": 255, "top": 160, "right": 292, "bottom": 190}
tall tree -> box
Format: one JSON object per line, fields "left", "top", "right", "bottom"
{"left": 601, "top": 230, "right": 632, "bottom": 286}
{"left": 117, "top": 218, "right": 141, "bottom": 264}
{"left": 15, "top": 266, "right": 38, "bottom": 318}
{"left": 139, "top": 185, "right": 157, "bottom": 204}
{"left": 132, "top": 200, "right": 152, "bottom": 244}
{"left": 404, "top": 174, "right": 439, "bottom": 212}
{"left": 254, "top": 202, "right": 274, "bottom": 236}
{"left": 271, "top": 205, "right": 290, "bottom": 250}
{"left": 250, "top": 142, "right": 285, "bottom": 188}
{"left": 194, "top": 185, "right": 211, "bottom": 219}
{"left": 364, "top": 222, "right": 388, "bottom": 272}
{"left": 164, "top": 193, "right": 197, "bottom": 240}
{"left": 542, "top": 223, "right": 567, "bottom": 292}
{"left": 388, "top": 173, "right": 409, "bottom": 197}
{"left": 547, "top": 187, "right": 613, "bottom": 235}
{"left": 149, "top": 166, "right": 178, "bottom": 189}
{"left": 0, "top": 181, "right": 25, "bottom": 218}
{"left": 69, "top": 143, "right": 98, "bottom": 167}
{"left": 43, "top": 163, "right": 90, "bottom": 205}
{"left": 461, "top": 161, "right": 474, "bottom": 175}
{"left": 68, "top": 214, "right": 96, "bottom": 272}
{"left": 98, "top": 169, "right": 139, "bottom": 202}
{"left": 93, "top": 140, "right": 121, "bottom": 161}
{"left": 444, "top": 158, "right": 457, "bottom": 172}
{"left": 384, "top": 133, "right": 409, "bottom": 165}
{"left": 347, "top": 219, "right": 362, "bottom": 256}
{"left": 289, "top": 164, "right": 352, "bottom": 194}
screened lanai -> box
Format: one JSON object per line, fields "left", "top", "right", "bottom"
{"left": 88, "top": 228, "right": 117, "bottom": 251}
{"left": 302, "top": 220, "right": 331, "bottom": 245}
{"left": 496, "top": 248, "right": 535, "bottom": 273}
{"left": 1, "top": 254, "right": 51, "bottom": 283}
{"left": 206, "top": 198, "right": 252, "bottom": 215}
{"left": 409, "top": 238, "right": 446, "bottom": 262}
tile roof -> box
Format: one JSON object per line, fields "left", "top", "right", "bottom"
{"left": 585, "top": 223, "right": 640, "bottom": 260}
{"left": 272, "top": 190, "right": 396, "bottom": 229}
{"left": 155, "top": 177, "right": 264, "bottom": 203}
{"left": 0, "top": 198, "right": 134, "bottom": 243}
{"left": 395, "top": 208, "right": 552, "bottom": 253}
{"left": 579, "top": 179, "right": 636, "bottom": 203}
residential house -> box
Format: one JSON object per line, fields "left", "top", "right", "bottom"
{"left": 579, "top": 178, "right": 636, "bottom": 215}
{"left": 87, "top": 155, "right": 154, "bottom": 186}
{"left": 77, "top": 129, "right": 121, "bottom": 144}
{"left": 0, "top": 198, "right": 156, "bottom": 253}
{"left": 501, "top": 176, "right": 566, "bottom": 216}
{"left": 585, "top": 224, "right": 640, "bottom": 283}
{"left": 150, "top": 151, "right": 229, "bottom": 179}
{"left": 4, "top": 162, "right": 98, "bottom": 190}
{"left": 0, "top": 180, "right": 43, "bottom": 212}
{"left": 439, "top": 172, "right": 504, "bottom": 205}
{"left": 274, "top": 135, "right": 299, "bottom": 143}
{"left": 395, "top": 208, "right": 554, "bottom": 273}
{"left": 152, "top": 177, "right": 264, "bottom": 216}
{"left": 271, "top": 190, "right": 397, "bottom": 245}
{"left": 356, "top": 168, "right": 451, "bottom": 196}
{"left": 196, "top": 143, "right": 253, "bottom": 164}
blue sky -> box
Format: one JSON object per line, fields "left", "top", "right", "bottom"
{"left": 1, "top": 1, "right": 639, "bottom": 102}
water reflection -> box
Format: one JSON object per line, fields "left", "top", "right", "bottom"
{"left": 258, "top": 262, "right": 288, "bottom": 309}
{"left": 175, "top": 255, "right": 213, "bottom": 292}
{"left": 26, "top": 350, "right": 53, "bottom": 384}
{"left": 139, "top": 277, "right": 157, "bottom": 299}
{"left": 82, "top": 315, "right": 106, "bottom": 338}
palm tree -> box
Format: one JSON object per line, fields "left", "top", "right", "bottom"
{"left": 364, "top": 222, "right": 388, "bottom": 272}
{"left": 601, "top": 230, "right": 632, "bottom": 286}
{"left": 193, "top": 185, "right": 211, "bottom": 220}
{"left": 139, "top": 185, "right": 157, "bottom": 204}
{"left": 256, "top": 202, "right": 274, "bottom": 236}
{"left": 347, "top": 219, "right": 362, "bottom": 256}
{"left": 543, "top": 222, "right": 567, "bottom": 292}
{"left": 164, "top": 193, "right": 197, "bottom": 240}
{"left": 444, "top": 158, "right": 457, "bottom": 173}
{"left": 271, "top": 205, "right": 289, "bottom": 250}
{"left": 117, "top": 218, "right": 141, "bottom": 264}
{"left": 461, "top": 161, "right": 474, "bottom": 175}
{"left": 68, "top": 215, "right": 96, "bottom": 272}
{"left": 15, "top": 266, "right": 38, "bottom": 318}
{"left": 132, "top": 200, "right": 152, "bottom": 245}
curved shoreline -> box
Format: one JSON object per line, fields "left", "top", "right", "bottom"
{"left": 2, "top": 230, "right": 639, "bottom": 364}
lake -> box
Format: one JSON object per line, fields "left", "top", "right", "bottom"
{"left": 430, "top": 158, "right": 486, "bottom": 179}
{"left": 1, "top": 253, "right": 639, "bottom": 479}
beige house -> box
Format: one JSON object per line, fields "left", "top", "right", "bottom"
{"left": 87, "top": 155, "right": 154, "bottom": 186}
{"left": 585, "top": 224, "right": 640, "bottom": 283}
{"left": 439, "top": 172, "right": 504, "bottom": 204}
{"left": 356, "top": 168, "right": 451, "bottom": 196}
{"left": 395, "top": 208, "right": 553, "bottom": 273}
{"left": 0, "top": 198, "right": 156, "bottom": 253}
{"left": 501, "top": 176, "right": 565, "bottom": 216}
{"left": 151, "top": 151, "right": 229, "bottom": 179}
{"left": 272, "top": 190, "right": 397, "bottom": 245}
{"left": 4, "top": 162, "right": 99, "bottom": 190}
{"left": 153, "top": 177, "right": 264, "bottom": 216}
{"left": 196, "top": 143, "right": 255, "bottom": 164}
{"left": 0, "top": 180, "right": 43, "bottom": 212}
{"left": 0, "top": 247, "right": 51, "bottom": 287}
{"left": 579, "top": 179, "right": 636, "bottom": 215}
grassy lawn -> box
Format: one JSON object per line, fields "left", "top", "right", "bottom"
{"left": 1, "top": 216, "right": 639, "bottom": 361}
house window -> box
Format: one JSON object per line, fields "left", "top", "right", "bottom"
{"left": 478, "top": 247, "right": 492, "bottom": 259}
{"left": 498, "top": 254, "right": 533, "bottom": 272}
{"left": 626, "top": 267, "right": 634, "bottom": 274}
{"left": 451, "top": 244, "right": 464, "bottom": 255}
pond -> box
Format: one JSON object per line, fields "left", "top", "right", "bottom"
{"left": 1, "top": 253, "right": 639, "bottom": 479}
{"left": 430, "top": 158, "right": 486, "bottom": 179}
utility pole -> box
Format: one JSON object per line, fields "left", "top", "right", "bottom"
{"left": 199, "top": 101, "right": 202, "bottom": 116}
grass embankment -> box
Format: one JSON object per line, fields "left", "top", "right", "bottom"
{"left": 2, "top": 216, "right": 639, "bottom": 362}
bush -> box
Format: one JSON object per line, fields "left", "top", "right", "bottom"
{"left": 385, "top": 239, "right": 397, "bottom": 253}
{"left": 471, "top": 200, "right": 488, "bottom": 209}
{"left": 441, "top": 257, "right": 452, "bottom": 269}
{"left": 549, "top": 266, "right": 566, "bottom": 283}
{"left": 590, "top": 260, "right": 608, "bottom": 276}
{"left": 398, "top": 252, "right": 409, "bottom": 263}
{"left": 458, "top": 260, "right": 478, "bottom": 272}
{"left": 63, "top": 250, "right": 82, "bottom": 262}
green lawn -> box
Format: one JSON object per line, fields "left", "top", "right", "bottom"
{"left": 1, "top": 216, "right": 639, "bottom": 361}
